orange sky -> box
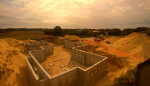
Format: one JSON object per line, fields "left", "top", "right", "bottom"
{"left": 0, "top": 0, "right": 150, "bottom": 29}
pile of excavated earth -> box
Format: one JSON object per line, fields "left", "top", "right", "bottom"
{"left": 102, "top": 32, "right": 150, "bottom": 61}
{"left": 0, "top": 38, "right": 33, "bottom": 86}
{"left": 63, "top": 35, "right": 81, "bottom": 40}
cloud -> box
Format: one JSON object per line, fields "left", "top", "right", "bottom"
{"left": 0, "top": 0, "right": 150, "bottom": 29}
{"left": 138, "top": 3, "right": 144, "bottom": 7}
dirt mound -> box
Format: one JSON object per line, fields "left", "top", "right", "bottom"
{"left": 103, "top": 37, "right": 122, "bottom": 44}
{"left": 0, "top": 38, "right": 31, "bottom": 86}
{"left": 112, "top": 32, "right": 150, "bottom": 61}
{"left": 87, "top": 44, "right": 100, "bottom": 52}
{"left": 97, "top": 36, "right": 105, "bottom": 40}
{"left": 64, "top": 35, "right": 81, "bottom": 40}
{"left": 2, "top": 38, "right": 23, "bottom": 46}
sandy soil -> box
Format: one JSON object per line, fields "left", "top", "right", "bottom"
{"left": 0, "top": 32, "right": 149, "bottom": 86}
{"left": 0, "top": 31, "right": 51, "bottom": 40}
{"left": 84, "top": 42, "right": 141, "bottom": 86}
{"left": 40, "top": 43, "right": 88, "bottom": 77}
{"left": 64, "top": 35, "right": 81, "bottom": 40}
{"left": 0, "top": 38, "right": 32, "bottom": 86}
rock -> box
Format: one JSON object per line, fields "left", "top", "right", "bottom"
{"left": 59, "top": 53, "right": 64, "bottom": 55}
{"left": 60, "top": 65, "right": 65, "bottom": 68}
{"left": 57, "top": 59, "right": 60, "bottom": 61}
{"left": 54, "top": 55, "right": 58, "bottom": 57}
{"left": 58, "top": 71, "right": 63, "bottom": 74}
{"left": 49, "top": 64, "right": 54, "bottom": 67}
{"left": 53, "top": 60, "right": 57, "bottom": 62}
{"left": 65, "top": 68, "right": 69, "bottom": 71}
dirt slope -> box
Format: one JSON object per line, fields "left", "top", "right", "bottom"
{"left": 102, "top": 37, "right": 122, "bottom": 47}
{"left": 64, "top": 35, "right": 81, "bottom": 40}
{"left": 0, "top": 38, "right": 31, "bottom": 86}
{"left": 111, "top": 33, "right": 150, "bottom": 61}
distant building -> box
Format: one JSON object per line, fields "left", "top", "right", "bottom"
{"left": 93, "top": 31, "right": 99, "bottom": 32}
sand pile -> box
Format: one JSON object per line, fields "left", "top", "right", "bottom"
{"left": 97, "top": 36, "right": 105, "bottom": 40}
{"left": 103, "top": 37, "right": 122, "bottom": 44}
{"left": 0, "top": 38, "right": 31, "bottom": 86}
{"left": 112, "top": 32, "right": 150, "bottom": 61}
{"left": 86, "top": 44, "right": 100, "bottom": 53}
{"left": 64, "top": 35, "right": 81, "bottom": 40}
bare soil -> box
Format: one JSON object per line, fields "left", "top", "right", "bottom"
{"left": 40, "top": 43, "right": 88, "bottom": 77}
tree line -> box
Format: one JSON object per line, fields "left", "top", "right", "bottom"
{"left": 44, "top": 26, "right": 150, "bottom": 37}
{"left": 1, "top": 26, "right": 150, "bottom": 37}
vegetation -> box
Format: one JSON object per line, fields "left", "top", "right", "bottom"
{"left": 1, "top": 26, "right": 150, "bottom": 37}
{"left": 110, "top": 68, "right": 137, "bottom": 86}
{"left": 53, "top": 26, "right": 63, "bottom": 36}
{"left": 108, "top": 28, "right": 122, "bottom": 35}
{"left": 122, "top": 28, "right": 135, "bottom": 35}
{"left": 44, "top": 29, "right": 54, "bottom": 35}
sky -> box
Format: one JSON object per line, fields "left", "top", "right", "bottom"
{"left": 0, "top": 0, "right": 150, "bottom": 29}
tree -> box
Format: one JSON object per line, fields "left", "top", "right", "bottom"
{"left": 108, "top": 28, "right": 121, "bottom": 35}
{"left": 135, "top": 27, "right": 149, "bottom": 32}
{"left": 44, "top": 29, "right": 54, "bottom": 35}
{"left": 80, "top": 29, "right": 88, "bottom": 36}
{"left": 122, "top": 28, "right": 135, "bottom": 35}
{"left": 99, "top": 30, "right": 106, "bottom": 35}
{"left": 53, "top": 26, "right": 63, "bottom": 36}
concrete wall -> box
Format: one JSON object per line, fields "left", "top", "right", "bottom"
{"left": 29, "top": 49, "right": 45, "bottom": 62}
{"left": 77, "top": 57, "right": 107, "bottom": 86}
{"left": 24, "top": 43, "right": 29, "bottom": 53}
{"left": 49, "top": 68, "right": 78, "bottom": 86}
{"left": 64, "top": 40, "right": 86, "bottom": 50}
{"left": 26, "top": 40, "right": 108, "bottom": 86}
{"left": 26, "top": 54, "right": 51, "bottom": 86}
{"left": 41, "top": 43, "right": 54, "bottom": 56}
{"left": 26, "top": 57, "right": 39, "bottom": 86}
{"left": 56, "top": 39, "right": 64, "bottom": 45}
{"left": 71, "top": 48, "right": 105, "bottom": 67}
{"left": 24, "top": 41, "right": 47, "bottom": 53}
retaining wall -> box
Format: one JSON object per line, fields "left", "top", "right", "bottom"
{"left": 26, "top": 40, "right": 108, "bottom": 86}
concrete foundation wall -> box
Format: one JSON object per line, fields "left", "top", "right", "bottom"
{"left": 26, "top": 40, "right": 108, "bottom": 86}
{"left": 56, "top": 39, "right": 64, "bottom": 45}
{"left": 41, "top": 43, "right": 54, "bottom": 56}
{"left": 28, "top": 53, "right": 51, "bottom": 86}
{"left": 26, "top": 57, "right": 39, "bottom": 86}
{"left": 26, "top": 56, "right": 50, "bottom": 86}
{"left": 78, "top": 57, "right": 107, "bottom": 86}
{"left": 72, "top": 48, "right": 105, "bottom": 67}
{"left": 49, "top": 68, "right": 78, "bottom": 86}
{"left": 29, "top": 49, "right": 45, "bottom": 62}
{"left": 24, "top": 41, "right": 48, "bottom": 53}
{"left": 24, "top": 43, "right": 29, "bottom": 53}
{"left": 64, "top": 40, "right": 87, "bottom": 50}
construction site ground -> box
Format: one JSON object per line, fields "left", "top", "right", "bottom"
{"left": 40, "top": 43, "right": 88, "bottom": 77}
{"left": 0, "top": 32, "right": 150, "bottom": 86}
